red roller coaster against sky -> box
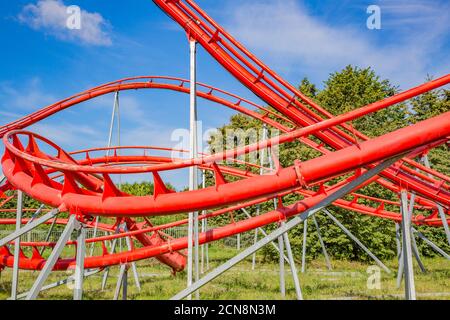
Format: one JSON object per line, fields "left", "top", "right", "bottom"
{"left": 0, "top": 0, "right": 449, "bottom": 300}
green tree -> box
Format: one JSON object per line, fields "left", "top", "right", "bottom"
{"left": 407, "top": 81, "right": 450, "bottom": 256}
{"left": 209, "top": 65, "right": 449, "bottom": 262}
{"left": 317, "top": 65, "right": 409, "bottom": 137}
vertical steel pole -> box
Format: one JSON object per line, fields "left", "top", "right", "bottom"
{"left": 204, "top": 173, "right": 210, "bottom": 272}
{"left": 116, "top": 92, "right": 122, "bottom": 187}
{"left": 122, "top": 267, "right": 128, "bottom": 301}
{"left": 301, "top": 220, "right": 308, "bottom": 273}
{"left": 205, "top": 219, "right": 209, "bottom": 271}
{"left": 265, "top": 128, "right": 292, "bottom": 290}
{"left": 188, "top": 39, "right": 199, "bottom": 300}
{"left": 395, "top": 222, "right": 404, "bottom": 288}
{"left": 200, "top": 171, "right": 205, "bottom": 274}
{"left": 74, "top": 221, "right": 86, "bottom": 300}
{"left": 268, "top": 138, "right": 288, "bottom": 290}
{"left": 395, "top": 223, "right": 402, "bottom": 259}
{"left": 251, "top": 205, "right": 260, "bottom": 271}
{"left": 252, "top": 125, "right": 269, "bottom": 270}
{"left": 396, "top": 250, "right": 404, "bottom": 288}
{"left": 275, "top": 196, "right": 287, "bottom": 295}
{"left": 400, "top": 190, "right": 416, "bottom": 300}
{"left": 278, "top": 231, "right": 285, "bottom": 298}
{"left": 116, "top": 93, "right": 121, "bottom": 149}
{"left": 106, "top": 92, "right": 119, "bottom": 158}
{"left": 11, "top": 190, "right": 23, "bottom": 300}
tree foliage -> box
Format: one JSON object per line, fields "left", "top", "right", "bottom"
{"left": 210, "top": 65, "right": 450, "bottom": 262}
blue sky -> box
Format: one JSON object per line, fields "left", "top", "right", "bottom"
{"left": 0, "top": 0, "right": 449, "bottom": 188}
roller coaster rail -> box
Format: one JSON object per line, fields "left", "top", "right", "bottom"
{"left": 0, "top": 0, "right": 449, "bottom": 301}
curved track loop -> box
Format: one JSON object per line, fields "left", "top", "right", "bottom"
{"left": 0, "top": 0, "right": 449, "bottom": 276}
{"left": 0, "top": 144, "right": 446, "bottom": 271}
{"left": 1, "top": 77, "right": 449, "bottom": 215}
{"left": 3, "top": 108, "right": 450, "bottom": 217}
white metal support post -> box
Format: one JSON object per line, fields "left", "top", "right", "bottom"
{"left": 188, "top": 39, "right": 200, "bottom": 300}
{"left": 395, "top": 223, "right": 402, "bottom": 259}
{"left": 265, "top": 129, "right": 298, "bottom": 296}
{"left": 11, "top": 190, "right": 23, "bottom": 300}
{"left": 397, "top": 192, "right": 425, "bottom": 287}
{"left": 200, "top": 170, "right": 208, "bottom": 274}
{"left": 93, "top": 90, "right": 122, "bottom": 257}
{"left": 251, "top": 125, "right": 269, "bottom": 270}
{"left": 74, "top": 220, "right": 86, "bottom": 300}
{"left": 400, "top": 190, "right": 416, "bottom": 300}
{"left": 278, "top": 232, "right": 285, "bottom": 297}
{"left": 106, "top": 91, "right": 120, "bottom": 157}
{"left": 301, "top": 220, "right": 308, "bottom": 273}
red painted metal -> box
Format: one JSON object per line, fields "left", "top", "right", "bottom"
{"left": 0, "top": 0, "right": 448, "bottom": 274}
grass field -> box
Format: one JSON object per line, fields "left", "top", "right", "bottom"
{"left": 1, "top": 244, "right": 449, "bottom": 300}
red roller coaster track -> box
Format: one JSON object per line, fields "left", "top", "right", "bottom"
{"left": 0, "top": 0, "right": 449, "bottom": 295}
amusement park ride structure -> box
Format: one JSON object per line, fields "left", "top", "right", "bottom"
{"left": 0, "top": 0, "right": 449, "bottom": 300}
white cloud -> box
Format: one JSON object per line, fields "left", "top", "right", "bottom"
{"left": 30, "top": 122, "right": 102, "bottom": 146}
{"left": 0, "top": 77, "right": 56, "bottom": 113}
{"left": 0, "top": 110, "right": 22, "bottom": 120}
{"left": 224, "top": 0, "right": 450, "bottom": 88}
{"left": 18, "top": 0, "right": 112, "bottom": 46}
